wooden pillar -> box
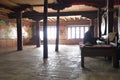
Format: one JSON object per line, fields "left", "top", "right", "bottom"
{"left": 90, "top": 19, "right": 95, "bottom": 37}
{"left": 43, "top": 0, "right": 48, "bottom": 59}
{"left": 36, "top": 20, "right": 40, "bottom": 47}
{"left": 90, "top": 19, "right": 94, "bottom": 26}
{"left": 106, "top": 0, "right": 114, "bottom": 44}
{"left": 16, "top": 12, "right": 23, "bottom": 51}
{"left": 98, "top": 8, "right": 102, "bottom": 38}
{"left": 55, "top": 10, "right": 60, "bottom": 52}
{"left": 107, "top": 0, "right": 114, "bottom": 33}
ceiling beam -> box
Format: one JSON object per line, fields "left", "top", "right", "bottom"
{"left": 0, "top": 4, "right": 32, "bottom": 12}
{"left": 0, "top": 4, "right": 14, "bottom": 11}
{"left": 8, "top": 10, "right": 97, "bottom": 19}
{"left": 12, "top": 4, "right": 32, "bottom": 12}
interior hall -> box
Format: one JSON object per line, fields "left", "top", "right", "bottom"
{"left": 0, "top": 0, "right": 120, "bottom": 80}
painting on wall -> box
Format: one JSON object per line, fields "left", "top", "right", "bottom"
{"left": 7, "top": 22, "right": 17, "bottom": 39}
{"left": 59, "top": 26, "right": 66, "bottom": 39}
{"left": 0, "top": 19, "right": 17, "bottom": 39}
{"left": 0, "top": 19, "right": 7, "bottom": 38}
{"left": 0, "top": 19, "right": 31, "bottom": 39}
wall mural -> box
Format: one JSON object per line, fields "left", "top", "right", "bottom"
{"left": 0, "top": 20, "right": 6, "bottom": 38}
{"left": 59, "top": 26, "right": 66, "bottom": 39}
{"left": 0, "top": 19, "right": 30, "bottom": 39}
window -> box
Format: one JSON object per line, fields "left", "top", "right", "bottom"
{"left": 40, "top": 31, "right": 43, "bottom": 40}
{"left": 68, "top": 28, "right": 71, "bottom": 39}
{"left": 71, "top": 27, "right": 75, "bottom": 38}
{"left": 67, "top": 25, "right": 89, "bottom": 39}
{"left": 47, "top": 27, "right": 56, "bottom": 40}
{"left": 40, "top": 26, "right": 56, "bottom": 40}
{"left": 76, "top": 27, "right": 79, "bottom": 39}
{"left": 80, "top": 27, "right": 84, "bottom": 38}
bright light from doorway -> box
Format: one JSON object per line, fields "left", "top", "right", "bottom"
{"left": 39, "top": 27, "right": 56, "bottom": 40}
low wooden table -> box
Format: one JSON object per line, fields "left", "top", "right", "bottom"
{"left": 80, "top": 45, "right": 119, "bottom": 68}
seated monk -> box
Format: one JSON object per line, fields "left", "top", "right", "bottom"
{"left": 83, "top": 26, "right": 97, "bottom": 45}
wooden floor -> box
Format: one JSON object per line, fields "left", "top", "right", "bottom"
{"left": 0, "top": 45, "right": 120, "bottom": 80}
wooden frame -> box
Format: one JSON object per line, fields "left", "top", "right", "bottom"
{"left": 80, "top": 45, "right": 119, "bottom": 68}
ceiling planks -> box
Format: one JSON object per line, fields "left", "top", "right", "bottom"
{"left": 0, "top": 0, "right": 119, "bottom": 22}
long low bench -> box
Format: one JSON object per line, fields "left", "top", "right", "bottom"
{"left": 80, "top": 45, "right": 119, "bottom": 68}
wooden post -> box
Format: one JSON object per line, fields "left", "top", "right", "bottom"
{"left": 98, "top": 8, "right": 102, "bottom": 38}
{"left": 36, "top": 20, "right": 40, "bottom": 47}
{"left": 107, "top": 0, "right": 114, "bottom": 33}
{"left": 43, "top": 0, "right": 48, "bottom": 59}
{"left": 90, "top": 19, "right": 95, "bottom": 37}
{"left": 90, "top": 19, "right": 94, "bottom": 26}
{"left": 16, "top": 12, "right": 23, "bottom": 51}
{"left": 106, "top": 0, "right": 114, "bottom": 44}
{"left": 55, "top": 10, "right": 60, "bottom": 52}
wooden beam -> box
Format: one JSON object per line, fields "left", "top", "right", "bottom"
{"left": 51, "top": 18, "right": 55, "bottom": 22}
{"left": 0, "top": 4, "right": 31, "bottom": 12}
{"left": 0, "top": 4, "right": 14, "bottom": 11}
{"left": 64, "top": 17, "right": 68, "bottom": 21}
{"left": 47, "top": 18, "right": 51, "bottom": 22}
{"left": 48, "top": 18, "right": 54, "bottom": 22}
{"left": 9, "top": 11, "right": 97, "bottom": 19}
{"left": 13, "top": 4, "right": 32, "bottom": 12}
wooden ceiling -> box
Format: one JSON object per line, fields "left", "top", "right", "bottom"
{"left": 0, "top": 0, "right": 120, "bottom": 21}
{"left": 41, "top": 15, "right": 90, "bottom": 23}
